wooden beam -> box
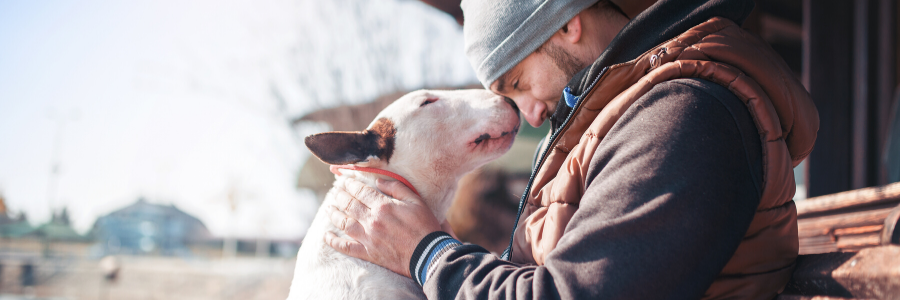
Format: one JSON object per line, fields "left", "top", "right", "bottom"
{"left": 851, "top": 0, "right": 873, "bottom": 190}
{"left": 797, "top": 181, "right": 900, "bottom": 217}
{"left": 796, "top": 182, "right": 900, "bottom": 254}
{"left": 804, "top": 0, "right": 854, "bottom": 197}
{"left": 781, "top": 246, "right": 900, "bottom": 298}
{"left": 797, "top": 207, "right": 894, "bottom": 240}
{"left": 877, "top": 0, "right": 898, "bottom": 185}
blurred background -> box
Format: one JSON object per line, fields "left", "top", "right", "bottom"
{"left": 0, "top": 0, "right": 481, "bottom": 298}
{"left": 1, "top": 0, "right": 899, "bottom": 299}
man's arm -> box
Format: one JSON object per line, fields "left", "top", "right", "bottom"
{"left": 421, "top": 78, "right": 763, "bottom": 299}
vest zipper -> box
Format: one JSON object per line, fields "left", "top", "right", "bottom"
{"left": 501, "top": 66, "right": 609, "bottom": 260}
{"left": 500, "top": 35, "right": 685, "bottom": 261}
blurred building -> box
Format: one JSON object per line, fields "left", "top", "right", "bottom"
{"left": 27, "top": 209, "right": 89, "bottom": 243}
{"left": 0, "top": 212, "right": 33, "bottom": 239}
{"left": 90, "top": 198, "right": 212, "bottom": 256}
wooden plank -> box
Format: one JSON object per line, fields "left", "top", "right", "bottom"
{"left": 798, "top": 226, "right": 832, "bottom": 238}
{"left": 829, "top": 246, "right": 900, "bottom": 298}
{"left": 797, "top": 207, "right": 895, "bottom": 238}
{"left": 797, "top": 181, "right": 900, "bottom": 217}
{"left": 783, "top": 246, "right": 900, "bottom": 298}
{"left": 833, "top": 224, "right": 883, "bottom": 236}
{"left": 799, "top": 235, "right": 838, "bottom": 255}
{"left": 835, "top": 232, "right": 882, "bottom": 249}
{"left": 837, "top": 245, "right": 878, "bottom": 253}
{"left": 799, "top": 244, "right": 839, "bottom": 255}
{"left": 799, "top": 235, "right": 835, "bottom": 246}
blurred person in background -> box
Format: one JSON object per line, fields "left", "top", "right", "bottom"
{"left": 325, "top": 0, "right": 819, "bottom": 298}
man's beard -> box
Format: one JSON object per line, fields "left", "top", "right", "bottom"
{"left": 537, "top": 42, "right": 587, "bottom": 78}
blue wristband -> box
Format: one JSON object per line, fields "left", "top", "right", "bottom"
{"left": 409, "top": 231, "right": 461, "bottom": 286}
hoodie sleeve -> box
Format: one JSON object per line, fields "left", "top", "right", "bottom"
{"left": 418, "top": 78, "right": 763, "bottom": 299}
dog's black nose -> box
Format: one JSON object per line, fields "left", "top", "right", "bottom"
{"left": 503, "top": 97, "right": 520, "bottom": 114}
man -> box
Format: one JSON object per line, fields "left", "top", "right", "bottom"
{"left": 324, "top": 0, "right": 819, "bottom": 298}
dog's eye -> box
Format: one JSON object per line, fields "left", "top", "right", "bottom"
{"left": 420, "top": 97, "right": 438, "bottom": 107}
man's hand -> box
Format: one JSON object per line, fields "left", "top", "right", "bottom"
{"left": 325, "top": 178, "right": 442, "bottom": 278}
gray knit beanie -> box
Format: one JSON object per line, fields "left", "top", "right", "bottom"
{"left": 462, "top": 0, "right": 600, "bottom": 89}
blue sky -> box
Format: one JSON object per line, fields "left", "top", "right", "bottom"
{"left": 0, "top": 0, "right": 476, "bottom": 239}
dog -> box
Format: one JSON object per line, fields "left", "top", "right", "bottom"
{"left": 287, "top": 89, "right": 520, "bottom": 299}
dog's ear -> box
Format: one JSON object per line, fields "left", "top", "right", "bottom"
{"left": 304, "top": 118, "right": 395, "bottom": 165}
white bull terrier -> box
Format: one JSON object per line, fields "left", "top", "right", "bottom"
{"left": 288, "top": 89, "right": 520, "bottom": 300}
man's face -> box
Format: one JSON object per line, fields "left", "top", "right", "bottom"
{"left": 490, "top": 42, "right": 585, "bottom": 128}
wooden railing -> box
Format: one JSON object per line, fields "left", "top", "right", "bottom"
{"left": 797, "top": 182, "right": 900, "bottom": 254}
{"left": 778, "top": 182, "right": 900, "bottom": 299}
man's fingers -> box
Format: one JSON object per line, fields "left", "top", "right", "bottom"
{"left": 324, "top": 231, "right": 369, "bottom": 260}
{"left": 333, "top": 189, "right": 371, "bottom": 222}
{"left": 342, "top": 178, "right": 386, "bottom": 206}
{"left": 376, "top": 179, "right": 420, "bottom": 203}
{"left": 329, "top": 207, "right": 366, "bottom": 239}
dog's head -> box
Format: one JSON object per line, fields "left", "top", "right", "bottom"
{"left": 305, "top": 89, "right": 519, "bottom": 207}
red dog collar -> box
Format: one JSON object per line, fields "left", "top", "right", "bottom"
{"left": 329, "top": 164, "right": 421, "bottom": 198}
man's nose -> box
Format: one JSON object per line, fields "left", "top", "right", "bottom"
{"left": 518, "top": 106, "right": 544, "bottom": 128}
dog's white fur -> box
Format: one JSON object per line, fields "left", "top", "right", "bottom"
{"left": 287, "top": 90, "right": 519, "bottom": 300}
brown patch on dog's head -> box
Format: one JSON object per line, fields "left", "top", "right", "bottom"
{"left": 305, "top": 118, "right": 396, "bottom": 165}
{"left": 367, "top": 118, "right": 395, "bottom": 161}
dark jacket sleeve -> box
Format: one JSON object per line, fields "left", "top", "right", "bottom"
{"left": 421, "top": 78, "right": 764, "bottom": 299}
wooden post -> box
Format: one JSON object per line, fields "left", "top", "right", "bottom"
{"left": 877, "top": 0, "right": 898, "bottom": 185}
{"left": 804, "top": 0, "right": 854, "bottom": 197}
{"left": 804, "top": 0, "right": 898, "bottom": 195}
{"left": 852, "top": 0, "right": 873, "bottom": 190}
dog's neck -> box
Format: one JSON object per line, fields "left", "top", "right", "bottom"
{"left": 335, "top": 167, "right": 460, "bottom": 223}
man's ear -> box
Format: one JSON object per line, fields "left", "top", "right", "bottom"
{"left": 560, "top": 14, "right": 583, "bottom": 44}
{"left": 304, "top": 118, "right": 396, "bottom": 165}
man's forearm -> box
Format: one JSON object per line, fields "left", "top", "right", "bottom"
{"left": 423, "top": 244, "right": 552, "bottom": 300}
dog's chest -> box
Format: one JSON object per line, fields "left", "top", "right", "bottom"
{"left": 287, "top": 182, "right": 424, "bottom": 300}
